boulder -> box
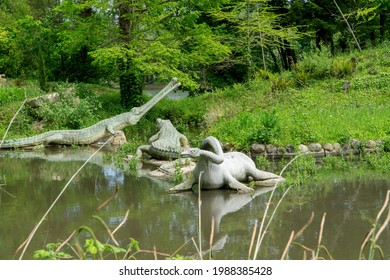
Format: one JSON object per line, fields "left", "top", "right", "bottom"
{"left": 343, "top": 143, "right": 352, "bottom": 153}
{"left": 266, "top": 144, "right": 276, "bottom": 154}
{"left": 350, "top": 139, "right": 361, "bottom": 150}
{"left": 112, "top": 131, "right": 127, "bottom": 145}
{"left": 285, "top": 144, "right": 295, "bottom": 153}
{"left": 250, "top": 143, "right": 266, "bottom": 155}
{"left": 323, "top": 143, "right": 334, "bottom": 151}
{"left": 276, "top": 146, "right": 286, "bottom": 155}
{"left": 308, "top": 143, "right": 322, "bottom": 152}
{"left": 298, "top": 144, "right": 309, "bottom": 153}
{"left": 333, "top": 143, "right": 342, "bottom": 152}
{"left": 366, "top": 140, "right": 376, "bottom": 149}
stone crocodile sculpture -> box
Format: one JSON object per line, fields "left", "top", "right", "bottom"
{"left": 169, "top": 136, "right": 284, "bottom": 193}
{"left": 0, "top": 78, "right": 180, "bottom": 149}
{"left": 136, "top": 118, "right": 189, "bottom": 160}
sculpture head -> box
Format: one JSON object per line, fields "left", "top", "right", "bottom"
{"left": 156, "top": 118, "right": 172, "bottom": 129}
{"left": 181, "top": 148, "right": 201, "bottom": 158}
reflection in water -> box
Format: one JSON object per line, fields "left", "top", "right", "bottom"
{"left": 102, "top": 167, "right": 125, "bottom": 189}
{"left": 0, "top": 148, "right": 389, "bottom": 260}
{"left": 174, "top": 187, "right": 275, "bottom": 256}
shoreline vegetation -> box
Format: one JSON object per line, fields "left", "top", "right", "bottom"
{"left": 1, "top": 0, "right": 389, "bottom": 261}
{"left": 1, "top": 44, "right": 389, "bottom": 260}
{"left": 1, "top": 42, "right": 388, "bottom": 170}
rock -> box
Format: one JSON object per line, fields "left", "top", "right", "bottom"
{"left": 266, "top": 144, "right": 276, "bottom": 154}
{"left": 276, "top": 146, "right": 286, "bottom": 155}
{"left": 94, "top": 131, "right": 127, "bottom": 146}
{"left": 333, "top": 143, "right": 341, "bottom": 152}
{"left": 298, "top": 144, "right": 309, "bottom": 153}
{"left": 285, "top": 144, "right": 295, "bottom": 153}
{"left": 112, "top": 131, "right": 127, "bottom": 145}
{"left": 350, "top": 139, "right": 361, "bottom": 149}
{"left": 28, "top": 93, "right": 60, "bottom": 108}
{"left": 0, "top": 74, "right": 6, "bottom": 86}
{"left": 343, "top": 143, "right": 352, "bottom": 153}
{"left": 376, "top": 140, "right": 384, "bottom": 151}
{"left": 27, "top": 88, "right": 77, "bottom": 108}
{"left": 308, "top": 143, "right": 322, "bottom": 152}
{"left": 148, "top": 160, "right": 196, "bottom": 179}
{"left": 366, "top": 140, "right": 376, "bottom": 149}
{"left": 250, "top": 143, "right": 266, "bottom": 155}
{"left": 323, "top": 143, "right": 333, "bottom": 151}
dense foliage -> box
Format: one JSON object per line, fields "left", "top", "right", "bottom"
{"left": 0, "top": 0, "right": 389, "bottom": 105}
{"left": 0, "top": 0, "right": 389, "bottom": 150}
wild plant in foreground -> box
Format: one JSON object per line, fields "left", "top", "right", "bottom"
{"left": 0, "top": 95, "right": 27, "bottom": 148}
{"left": 249, "top": 154, "right": 305, "bottom": 260}
{"left": 359, "top": 190, "right": 390, "bottom": 260}
{"left": 280, "top": 212, "right": 333, "bottom": 260}
{"left": 279, "top": 190, "right": 390, "bottom": 260}
{"left": 16, "top": 136, "right": 115, "bottom": 260}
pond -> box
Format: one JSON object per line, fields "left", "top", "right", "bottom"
{"left": 0, "top": 147, "right": 389, "bottom": 260}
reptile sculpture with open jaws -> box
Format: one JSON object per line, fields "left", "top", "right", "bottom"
{"left": 135, "top": 118, "right": 190, "bottom": 160}
{"left": 169, "top": 136, "right": 284, "bottom": 193}
{"left": 0, "top": 78, "right": 181, "bottom": 149}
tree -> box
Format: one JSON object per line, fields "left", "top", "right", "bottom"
{"left": 90, "top": 0, "right": 231, "bottom": 107}
{"left": 51, "top": 0, "right": 112, "bottom": 82}
{"left": 15, "top": 16, "right": 52, "bottom": 91}
{"left": 210, "top": 0, "right": 302, "bottom": 76}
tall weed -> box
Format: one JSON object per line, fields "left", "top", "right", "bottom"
{"left": 331, "top": 57, "right": 357, "bottom": 78}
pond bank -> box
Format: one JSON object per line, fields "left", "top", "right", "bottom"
{"left": 248, "top": 138, "right": 386, "bottom": 160}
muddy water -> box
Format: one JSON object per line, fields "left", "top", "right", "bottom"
{"left": 0, "top": 148, "right": 389, "bottom": 260}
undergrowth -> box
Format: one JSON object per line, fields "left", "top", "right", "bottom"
{"left": 0, "top": 42, "right": 389, "bottom": 150}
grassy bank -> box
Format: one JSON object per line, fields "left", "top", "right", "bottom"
{"left": 195, "top": 43, "right": 390, "bottom": 150}
{"left": 1, "top": 42, "right": 389, "bottom": 153}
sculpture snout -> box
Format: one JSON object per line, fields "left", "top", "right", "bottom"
{"left": 180, "top": 150, "right": 193, "bottom": 158}
{"left": 180, "top": 148, "right": 199, "bottom": 158}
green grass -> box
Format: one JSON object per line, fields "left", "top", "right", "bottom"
{"left": 0, "top": 42, "right": 389, "bottom": 151}
{"left": 202, "top": 42, "right": 390, "bottom": 149}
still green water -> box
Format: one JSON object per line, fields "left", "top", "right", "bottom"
{"left": 0, "top": 148, "right": 389, "bottom": 260}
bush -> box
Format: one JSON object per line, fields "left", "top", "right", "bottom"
{"left": 270, "top": 76, "right": 291, "bottom": 93}
{"left": 383, "top": 136, "right": 390, "bottom": 152}
{"left": 35, "top": 89, "right": 101, "bottom": 129}
{"left": 294, "top": 50, "right": 332, "bottom": 80}
{"left": 248, "top": 109, "right": 280, "bottom": 144}
{"left": 293, "top": 70, "right": 310, "bottom": 87}
{"left": 331, "top": 57, "right": 357, "bottom": 78}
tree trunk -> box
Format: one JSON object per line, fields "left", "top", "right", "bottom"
{"left": 267, "top": 46, "right": 280, "bottom": 72}
{"left": 117, "top": 0, "right": 143, "bottom": 108}
{"left": 278, "top": 40, "right": 296, "bottom": 70}
{"left": 37, "top": 45, "right": 49, "bottom": 92}
{"left": 120, "top": 58, "right": 144, "bottom": 108}
{"left": 379, "top": 12, "right": 387, "bottom": 42}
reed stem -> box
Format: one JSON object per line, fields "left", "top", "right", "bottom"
{"left": 18, "top": 137, "right": 114, "bottom": 259}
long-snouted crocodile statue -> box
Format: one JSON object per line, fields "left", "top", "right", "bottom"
{"left": 169, "top": 136, "right": 285, "bottom": 193}
{"left": 0, "top": 78, "right": 180, "bottom": 149}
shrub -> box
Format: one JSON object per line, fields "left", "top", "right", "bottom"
{"left": 294, "top": 50, "right": 332, "bottom": 80}
{"left": 248, "top": 109, "right": 280, "bottom": 144}
{"left": 270, "top": 76, "right": 291, "bottom": 93}
{"left": 293, "top": 70, "right": 310, "bottom": 87}
{"left": 383, "top": 136, "right": 390, "bottom": 152}
{"left": 331, "top": 57, "right": 357, "bottom": 78}
{"left": 35, "top": 90, "right": 101, "bottom": 129}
